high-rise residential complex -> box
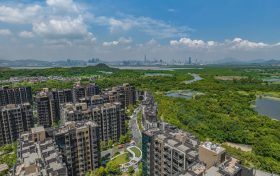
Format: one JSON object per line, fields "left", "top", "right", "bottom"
{"left": 0, "top": 86, "right": 32, "bottom": 106}
{"left": 61, "top": 102, "right": 92, "bottom": 123}
{"left": 73, "top": 83, "right": 100, "bottom": 102}
{"left": 52, "top": 89, "right": 74, "bottom": 104}
{"left": 35, "top": 88, "right": 75, "bottom": 127}
{"left": 0, "top": 103, "right": 34, "bottom": 146}
{"left": 61, "top": 102, "right": 126, "bottom": 142}
{"left": 142, "top": 125, "right": 199, "bottom": 176}
{"left": 103, "top": 83, "right": 136, "bottom": 109}
{"left": 85, "top": 83, "right": 100, "bottom": 97}
{"left": 13, "top": 126, "right": 68, "bottom": 176}
{"left": 142, "top": 92, "right": 158, "bottom": 130}
{"left": 113, "top": 83, "right": 136, "bottom": 108}
{"left": 53, "top": 121, "right": 100, "bottom": 176}
{"left": 92, "top": 102, "right": 126, "bottom": 142}
{"left": 35, "top": 90, "right": 53, "bottom": 128}
{"left": 79, "top": 95, "right": 108, "bottom": 108}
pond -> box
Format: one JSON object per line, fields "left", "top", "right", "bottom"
{"left": 185, "top": 74, "right": 203, "bottom": 84}
{"left": 166, "top": 90, "right": 204, "bottom": 100}
{"left": 254, "top": 96, "right": 280, "bottom": 120}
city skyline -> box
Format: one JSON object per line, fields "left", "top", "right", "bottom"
{"left": 0, "top": 0, "right": 280, "bottom": 62}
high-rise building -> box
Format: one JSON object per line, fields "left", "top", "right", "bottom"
{"left": 61, "top": 103, "right": 92, "bottom": 123}
{"left": 0, "top": 86, "right": 32, "bottom": 106}
{"left": 142, "top": 92, "right": 158, "bottom": 130}
{"left": 36, "top": 88, "right": 75, "bottom": 128}
{"left": 73, "top": 83, "right": 100, "bottom": 102}
{"left": 61, "top": 102, "right": 126, "bottom": 142}
{"left": 35, "top": 91, "right": 53, "bottom": 128}
{"left": 0, "top": 103, "right": 34, "bottom": 146}
{"left": 52, "top": 89, "right": 73, "bottom": 104}
{"left": 51, "top": 89, "right": 74, "bottom": 121}
{"left": 92, "top": 102, "right": 126, "bottom": 142}
{"left": 104, "top": 83, "right": 136, "bottom": 109}
{"left": 142, "top": 126, "right": 199, "bottom": 176}
{"left": 79, "top": 95, "right": 108, "bottom": 108}
{"left": 189, "top": 57, "right": 192, "bottom": 65}
{"left": 13, "top": 126, "right": 68, "bottom": 176}
{"left": 53, "top": 121, "right": 100, "bottom": 176}
{"left": 85, "top": 83, "right": 100, "bottom": 97}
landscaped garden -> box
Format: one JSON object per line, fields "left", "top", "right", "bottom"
{"left": 130, "top": 146, "right": 141, "bottom": 158}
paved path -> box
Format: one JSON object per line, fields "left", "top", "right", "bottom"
{"left": 120, "top": 145, "right": 142, "bottom": 172}
{"left": 129, "top": 105, "right": 142, "bottom": 145}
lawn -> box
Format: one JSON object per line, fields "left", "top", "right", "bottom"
{"left": 130, "top": 147, "right": 141, "bottom": 158}
{"left": 111, "top": 152, "right": 129, "bottom": 165}
{"left": 137, "top": 113, "right": 143, "bottom": 131}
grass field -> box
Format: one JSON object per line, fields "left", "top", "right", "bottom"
{"left": 111, "top": 152, "right": 129, "bottom": 165}
{"left": 130, "top": 147, "right": 141, "bottom": 158}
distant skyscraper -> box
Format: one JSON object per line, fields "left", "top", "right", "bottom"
{"left": 189, "top": 57, "right": 192, "bottom": 65}
{"left": 144, "top": 55, "right": 147, "bottom": 63}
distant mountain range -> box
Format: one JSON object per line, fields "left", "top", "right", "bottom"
{"left": 0, "top": 59, "right": 87, "bottom": 67}
{"left": 214, "top": 58, "right": 280, "bottom": 66}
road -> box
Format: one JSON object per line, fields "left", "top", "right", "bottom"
{"left": 129, "top": 105, "right": 142, "bottom": 145}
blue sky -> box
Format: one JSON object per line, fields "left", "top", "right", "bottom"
{"left": 0, "top": 0, "right": 280, "bottom": 62}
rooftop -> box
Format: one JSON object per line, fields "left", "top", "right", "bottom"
{"left": 201, "top": 141, "right": 225, "bottom": 154}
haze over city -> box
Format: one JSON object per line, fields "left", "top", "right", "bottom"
{"left": 1, "top": 0, "right": 280, "bottom": 62}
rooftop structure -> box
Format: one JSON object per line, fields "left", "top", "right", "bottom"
{"left": 142, "top": 125, "right": 200, "bottom": 176}
{"left": 14, "top": 127, "right": 67, "bottom": 176}
{"left": 199, "top": 141, "right": 226, "bottom": 169}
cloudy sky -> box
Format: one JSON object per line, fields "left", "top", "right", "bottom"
{"left": 0, "top": 0, "right": 280, "bottom": 62}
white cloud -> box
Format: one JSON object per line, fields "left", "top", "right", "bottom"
{"left": 170, "top": 38, "right": 216, "bottom": 48}
{"left": 170, "top": 37, "right": 272, "bottom": 49}
{"left": 0, "top": 5, "right": 41, "bottom": 23}
{"left": 46, "top": 0, "right": 78, "bottom": 12}
{"left": 93, "top": 15, "right": 190, "bottom": 38}
{"left": 32, "top": 16, "right": 94, "bottom": 41}
{"left": 19, "top": 31, "right": 34, "bottom": 38}
{"left": 103, "top": 37, "right": 132, "bottom": 47}
{"left": 0, "top": 29, "right": 12, "bottom": 36}
{"left": 229, "top": 37, "right": 268, "bottom": 49}
{"left": 93, "top": 16, "right": 133, "bottom": 33}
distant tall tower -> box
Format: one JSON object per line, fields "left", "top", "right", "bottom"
{"left": 189, "top": 57, "right": 192, "bottom": 65}
{"left": 144, "top": 55, "right": 147, "bottom": 63}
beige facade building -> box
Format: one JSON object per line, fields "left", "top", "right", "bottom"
{"left": 54, "top": 121, "right": 100, "bottom": 176}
